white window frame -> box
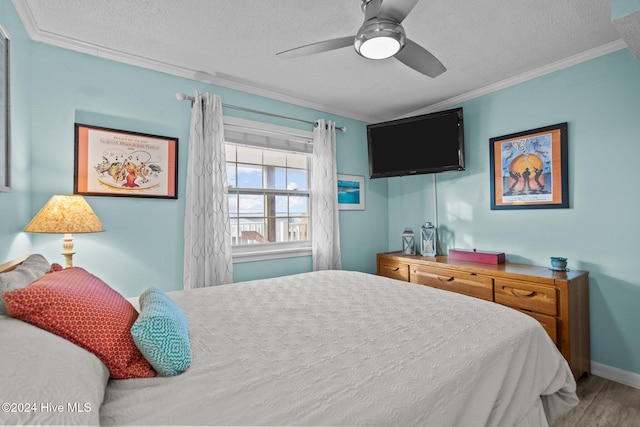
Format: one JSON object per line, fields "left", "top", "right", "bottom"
{"left": 224, "top": 116, "right": 313, "bottom": 263}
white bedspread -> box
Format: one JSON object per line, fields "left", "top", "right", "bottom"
{"left": 101, "top": 270, "right": 577, "bottom": 426}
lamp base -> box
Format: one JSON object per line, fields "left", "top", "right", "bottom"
{"left": 62, "top": 233, "right": 76, "bottom": 268}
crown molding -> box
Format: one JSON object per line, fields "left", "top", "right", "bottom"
{"left": 11, "top": 0, "right": 372, "bottom": 123}
{"left": 399, "top": 39, "right": 628, "bottom": 118}
{"left": 12, "top": 0, "right": 629, "bottom": 124}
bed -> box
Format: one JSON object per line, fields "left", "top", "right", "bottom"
{"left": 0, "top": 254, "right": 578, "bottom": 426}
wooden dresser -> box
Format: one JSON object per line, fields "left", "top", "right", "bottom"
{"left": 377, "top": 252, "right": 590, "bottom": 380}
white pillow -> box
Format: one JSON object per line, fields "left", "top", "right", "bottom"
{"left": 0, "top": 254, "right": 50, "bottom": 315}
{"left": 0, "top": 314, "right": 109, "bottom": 426}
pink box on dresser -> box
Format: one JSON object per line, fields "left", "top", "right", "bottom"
{"left": 448, "top": 249, "right": 506, "bottom": 264}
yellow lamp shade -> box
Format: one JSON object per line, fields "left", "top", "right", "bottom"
{"left": 25, "top": 195, "right": 103, "bottom": 268}
{"left": 25, "top": 195, "right": 103, "bottom": 234}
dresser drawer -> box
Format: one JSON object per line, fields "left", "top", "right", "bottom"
{"left": 494, "top": 278, "right": 557, "bottom": 315}
{"left": 409, "top": 265, "right": 493, "bottom": 301}
{"left": 378, "top": 259, "right": 409, "bottom": 281}
{"left": 518, "top": 309, "right": 558, "bottom": 345}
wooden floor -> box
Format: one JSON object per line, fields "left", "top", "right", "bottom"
{"left": 553, "top": 375, "right": 640, "bottom": 427}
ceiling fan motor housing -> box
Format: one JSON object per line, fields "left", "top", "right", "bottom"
{"left": 277, "top": 0, "right": 445, "bottom": 78}
{"left": 354, "top": 18, "right": 407, "bottom": 59}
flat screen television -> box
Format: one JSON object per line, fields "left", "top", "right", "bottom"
{"left": 367, "top": 107, "right": 464, "bottom": 179}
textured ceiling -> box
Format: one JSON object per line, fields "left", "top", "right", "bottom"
{"left": 15, "top": 0, "right": 625, "bottom": 123}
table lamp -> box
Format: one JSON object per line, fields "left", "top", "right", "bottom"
{"left": 25, "top": 195, "right": 104, "bottom": 268}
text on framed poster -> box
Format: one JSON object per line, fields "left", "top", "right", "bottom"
{"left": 74, "top": 124, "right": 178, "bottom": 199}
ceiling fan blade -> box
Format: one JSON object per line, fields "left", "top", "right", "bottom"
{"left": 276, "top": 36, "right": 355, "bottom": 59}
{"left": 364, "top": 0, "right": 382, "bottom": 21}
{"left": 377, "top": 0, "right": 419, "bottom": 23}
{"left": 395, "top": 39, "right": 446, "bottom": 78}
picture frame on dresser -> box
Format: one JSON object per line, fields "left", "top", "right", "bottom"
{"left": 0, "top": 24, "right": 10, "bottom": 193}
{"left": 489, "top": 122, "right": 568, "bottom": 210}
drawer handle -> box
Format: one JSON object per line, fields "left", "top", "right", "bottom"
{"left": 412, "top": 270, "right": 454, "bottom": 283}
{"left": 386, "top": 266, "right": 400, "bottom": 272}
{"left": 509, "top": 288, "right": 537, "bottom": 298}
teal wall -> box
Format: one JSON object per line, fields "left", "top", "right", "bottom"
{"left": 611, "top": 0, "right": 640, "bottom": 19}
{"left": 388, "top": 49, "right": 640, "bottom": 375}
{"left": 0, "top": 1, "right": 388, "bottom": 297}
{"left": 27, "top": 44, "right": 387, "bottom": 296}
{"left": 0, "top": 1, "right": 31, "bottom": 260}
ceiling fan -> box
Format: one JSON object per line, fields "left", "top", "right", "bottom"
{"left": 276, "top": 0, "right": 446, "bottom": 78}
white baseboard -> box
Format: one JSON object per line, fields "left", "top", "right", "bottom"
{"left": 591, "top": 362, "right": 640, "bottom": 389}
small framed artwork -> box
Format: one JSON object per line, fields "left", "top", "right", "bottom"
{"left": 337, "top": 174, "right": 365, "bottom": 210}
{"left": 489, "top": 122, "right": 568, "bottom": 210}
{"left": 0, "top": 25, "right": 10, "bottom": 193}
{"left": 74, "top": 124, "right": 178, "bottom": 199}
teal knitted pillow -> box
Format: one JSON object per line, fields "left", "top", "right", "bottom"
{"left": 131, "top": 287, "right": 191, "bottom": 376}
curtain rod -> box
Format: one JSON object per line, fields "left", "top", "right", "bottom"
{"left": 176, "top": 92, "right": 346, "bottom": 133}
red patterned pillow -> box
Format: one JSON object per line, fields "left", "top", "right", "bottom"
{"left": 3, "top": 267, "right": 155, "bottom": 379}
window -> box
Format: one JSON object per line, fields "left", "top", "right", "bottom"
{"left": 224, "top": 118, "right": 313, "bottom": 262}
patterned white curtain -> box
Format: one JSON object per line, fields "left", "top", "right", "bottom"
{"left": 311, "top": 119, "right": 342, "bottom": 271}
{"left": 183, "top": 91, "right": 233, "bottom": 289}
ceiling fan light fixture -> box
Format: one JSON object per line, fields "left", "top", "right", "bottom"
{"left": 355, "top": 19, "right": 406, "bottom": 60}
{"left": 359, "top": 36, "right": 401, "bottom": 60}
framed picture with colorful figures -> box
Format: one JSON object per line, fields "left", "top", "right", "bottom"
{"left": 74, "top": 124, "right": 178, "bottom": 199}
{"left": 490, "top": 123, "right": 568, "bottom": 210}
